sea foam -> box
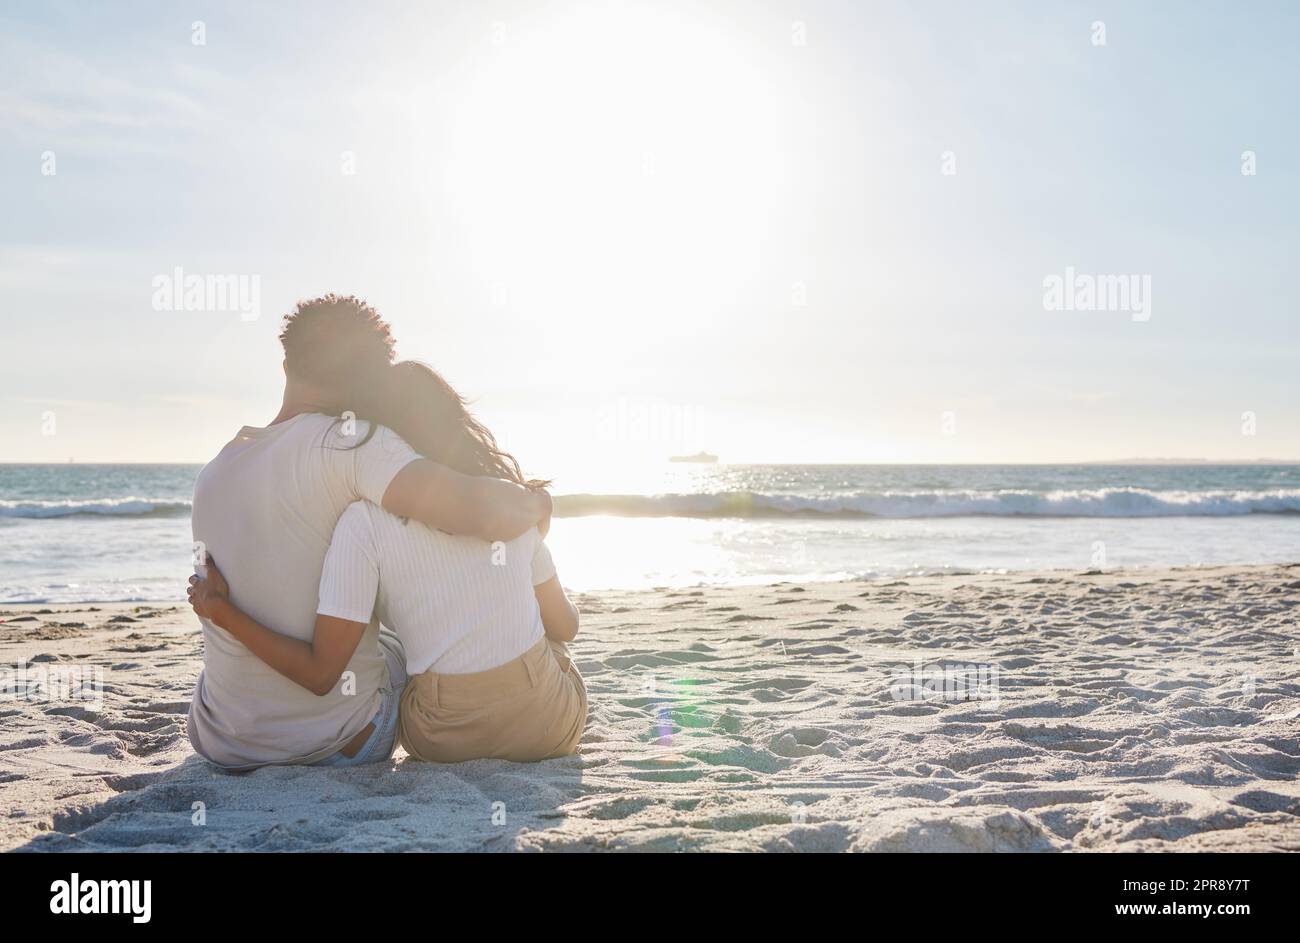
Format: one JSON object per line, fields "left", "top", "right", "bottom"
{"left": 0, "top": 497, "right": 193, "bottom": 519}
{"left": 552, "top": 488, "right": 1300, "bottom": 519}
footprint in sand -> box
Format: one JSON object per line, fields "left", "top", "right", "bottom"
{"left": 770, "top": 726, "right": 835, "bottom": 758}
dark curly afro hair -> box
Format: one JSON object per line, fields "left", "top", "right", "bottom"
{"left": 278, "top": 294, "right": 396, "bottom": 403}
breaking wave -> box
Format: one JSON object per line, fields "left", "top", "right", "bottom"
{"left": 0, "top": 498, "right": 193, "bottom": 519}
{"left": 553, "top": 488, "right": 1300, "bottom": 520}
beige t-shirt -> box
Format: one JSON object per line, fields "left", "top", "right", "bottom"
{"left": 187, "top": 413, "right": 418, "bottom": 769}
{"left": 317, "top": 502, "right": 555, "bottom": 676}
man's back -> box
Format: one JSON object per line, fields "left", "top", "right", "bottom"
{"left": 187, "top": 413, "right": 416, "bottom": 768}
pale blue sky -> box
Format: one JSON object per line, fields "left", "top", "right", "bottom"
{"left": 2, "top": 0, "right": 1297, "bottom": 466}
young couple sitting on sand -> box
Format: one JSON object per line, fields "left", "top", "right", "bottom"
{"left": 184, "top": 295, "right": 585, "bottom": 770}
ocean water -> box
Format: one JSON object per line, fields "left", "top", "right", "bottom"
{"left": 3, "top": 463, "right": 1300, "bottom": 603}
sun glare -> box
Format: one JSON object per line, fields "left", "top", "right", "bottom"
{"left": 434, "top": 5, "right": 791, "bottom": 332}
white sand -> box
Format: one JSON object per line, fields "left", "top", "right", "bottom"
{"left": 2, "top": 564, "right": 1299, "bottom": 852}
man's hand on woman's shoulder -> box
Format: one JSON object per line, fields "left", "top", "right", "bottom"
{"left": 381, "top": 459, "right": 552, "bottom": 543}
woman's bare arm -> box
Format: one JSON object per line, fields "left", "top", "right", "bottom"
{"left": 534, "top": 575, "right": 579, "bottom": 642}
{"left": 188, "top": 558, "right": 367, "bottom": 696}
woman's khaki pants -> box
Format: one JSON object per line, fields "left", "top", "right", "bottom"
{"left": 399, "top": 637, "right": 587, "bottom": 763}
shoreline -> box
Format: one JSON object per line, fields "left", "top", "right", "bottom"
{"left": 5, "top": 559, "right": 1299, "bottom": 610}
{"left": 3, "top": 563, "right": 1299, "bottom": 852}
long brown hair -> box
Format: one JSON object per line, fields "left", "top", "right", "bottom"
{"left": 361, "top": 360, "right": 548, "bottom": 490}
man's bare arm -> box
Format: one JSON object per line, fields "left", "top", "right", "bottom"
{"left": 380, "top": 459, "right": 551, "bottom": 541}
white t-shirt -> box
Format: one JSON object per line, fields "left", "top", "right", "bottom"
{"left": 187, "top": 413, "right": 419, "bottom": 769}
{"left": 317, "top": 501, "right": 556, "bottom": 676}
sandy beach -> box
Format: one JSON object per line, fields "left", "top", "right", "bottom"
{"left": 3, "top": 564, "right": 1298, "bottom": 853}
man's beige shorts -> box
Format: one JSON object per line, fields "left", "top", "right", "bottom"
{"left": 398, "top": 637, "right": 588, "bottom": 763}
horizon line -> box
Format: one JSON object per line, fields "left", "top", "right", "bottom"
{"left": 4, "top": 458, "right": 1300, "bottom": 468}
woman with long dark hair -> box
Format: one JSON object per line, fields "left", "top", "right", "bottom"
{"left": 187, "top": 361, "right": 586, "bottom": 764}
